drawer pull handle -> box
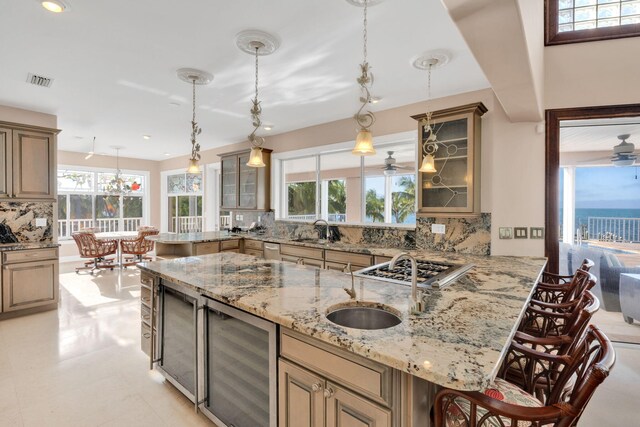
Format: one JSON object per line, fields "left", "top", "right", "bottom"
{"left": 143, "top": 333, "right": 151, "bottom": 339}
{"left": 323, "top": 387, "right": 334, "bottom": 398}
{"left": 142, "top": 314, "right": 150, "bottom": 321}
{"left": 311, "top": 383, "right": 322, "bottom": 393}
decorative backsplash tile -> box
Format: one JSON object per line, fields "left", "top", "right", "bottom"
{"left": 0, "top": 201, "right": 54, "bottom": 243}
{"left": 416, "top": 213, "right": 491, "bottom": 256}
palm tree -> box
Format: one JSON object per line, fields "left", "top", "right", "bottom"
{"left": 391, "top": 175, "right": 415, "bottom": 223}
{"left": 366, "top": 189, "right": 385, "bottom": 222}
{"left": 288, "top": 182, "right": 317, "bottom": 215}
{"left": 328, "top": 180, "right": 346, "bottom": 217}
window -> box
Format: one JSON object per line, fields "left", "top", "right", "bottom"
{"left": 167, "top": 172, "right": 204, "bottom": 233}
{"left": 57, "top": 168, "right": 147, "bottom": 239}
{"left": 279, "top": 141, "right": 416, "bottom": 225}
{"left": 546, "top": 0, "right": 640, "bottom": 44}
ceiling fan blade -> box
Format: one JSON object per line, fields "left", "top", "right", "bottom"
{"left": 576, "top": 156, "right": 612, "bottom": 163}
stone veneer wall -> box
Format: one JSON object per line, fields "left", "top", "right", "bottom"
{"left": 416, "top": 213, "right": 491, "bottom": 255}
{"left": 0, "top": 201, "right": 54, "bottom": 242}
{"left": 271, "top": 213, "right": 491, "bottom": 255}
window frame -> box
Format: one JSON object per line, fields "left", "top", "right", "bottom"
{"left": 165, "top": 171, "right": 205, "bottom": 233}
{"left": 273, "top": 132, "right": 417, "bottom": 227}
{"left": 57, "top": 165, "right": 149, "bottom": 240}
{"left": 546, "top": 0, "right": 640, "bottom": 45}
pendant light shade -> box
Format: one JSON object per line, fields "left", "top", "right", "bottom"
{"left": 246, "top": 147, "right": 266, "bottom": 167}
{"left": 187, "top": 158, "right": 201, "bottom": 174}
{"left": 419, "top": 153, "right": 437, "bottom": 173}
{"left": 352, "top": 130, "right": 376, "bottom": 156}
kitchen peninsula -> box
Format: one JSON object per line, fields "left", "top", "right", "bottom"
{"left": 138, "top": 241, "right": 546, "bottom": 426}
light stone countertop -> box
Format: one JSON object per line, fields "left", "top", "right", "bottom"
{"left": 146, "top": 231, "right": 244, "bottom": 244}
{"left": 0, "top": 242, "right": 60, "bottom": 252}
{"left": 138, "top": 250, "right": 546, "bottom": 391}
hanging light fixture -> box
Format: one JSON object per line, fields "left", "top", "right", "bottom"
{"left": 236, "top": 30, "right": 279, "bottom": 168}
{"left": 351, "top": 0, "right": 377, "bottom": 156}
{"left": 105, "top": 146, "right": 135, "bottom": 195}
{"left": 84, "top": 136, "right": 96, "bottom": 160}
{"left": 177, "top": 68, "right": 213, "bottom": 174}
{"left": 413, "top": 54, "right": 448, "bottom": 174}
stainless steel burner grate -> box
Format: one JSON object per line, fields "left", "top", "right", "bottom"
{"left": 355, "top": 258, "right": 474, "bottom": 289}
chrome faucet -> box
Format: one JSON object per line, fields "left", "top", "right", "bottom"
{"left": 389, "top": 253, "right": 424, "bottom": 314}
{"left": 312, "top": 219, "right": 330, "bottom": 243}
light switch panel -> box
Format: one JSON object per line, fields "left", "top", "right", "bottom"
{"left": 431, "top": 224, "right": 446, "bottom": 234}
{"left": 499, "top": 227, "right": 513, "bottom": 239}
{"left": 36, "top": 218, "right": 47, "bottom": 227}
{"left": 514, "top": 227, "right": 528, "bottom": 239}
{"left": 530, "top": 227, "right": 544, "bottom": 239}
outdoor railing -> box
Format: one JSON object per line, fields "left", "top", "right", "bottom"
{"left": 173, "top": 216, "right": 203, "bottom": 233}
{"left": 286, "top": 214, "right": 346, "bottom": 222}
{"left": 588, "top": 216, "right": 640, "bottom": 243}
{"left": 220, "top": 215, "right": 231, "bottom": 229}
{"left": 58, "top": 217, "right": 144, "bottom": 238}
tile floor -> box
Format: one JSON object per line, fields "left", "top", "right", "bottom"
{"left": 0, "top": 264, "right": 638, "bottom": 426}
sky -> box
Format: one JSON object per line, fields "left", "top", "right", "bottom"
{"left": 566, "top": 166, "right": 640, "bottom": 209}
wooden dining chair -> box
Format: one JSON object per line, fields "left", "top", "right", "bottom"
{"left": 121, "top": 227, "right": 159, "bottom": 267}
{"left": 71, "top": 231, "right": 117, "bottom": 274}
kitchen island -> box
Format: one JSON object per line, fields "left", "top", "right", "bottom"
{"left": 138, "top": 248, "right": 545, "bottom": 426}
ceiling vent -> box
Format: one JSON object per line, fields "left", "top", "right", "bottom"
{"left": 26, "top": 73, "right": 54, "bottom": 88}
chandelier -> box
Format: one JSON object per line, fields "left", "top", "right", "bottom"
{"left": 351, "top": 0, "right": 377, "bottom": 156}
{"left": 236, "top": 30, "right": 279, "bottom": 168}
{"left": 177, "top": 68, "right": 213, "bottom": 173}
{"left": 105, "top": 147, "right": 136, "bottom": 195}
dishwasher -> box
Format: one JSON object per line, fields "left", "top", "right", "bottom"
{"left": 263, "top": 242, "right": 281, "bottom": 261}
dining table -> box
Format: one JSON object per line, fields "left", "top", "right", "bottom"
{"left": 95, "top": 231, "right": 138, "bottom": 268}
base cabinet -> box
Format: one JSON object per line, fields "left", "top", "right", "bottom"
{"left": 1, "top": 252, "right": 58, "bottom": 313}
{"left": 326, "top": 382, "right": 392, "bottom": 427}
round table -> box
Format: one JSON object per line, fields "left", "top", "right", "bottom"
{"left": 96, "top": 231, "right": 138, "bottom": 267}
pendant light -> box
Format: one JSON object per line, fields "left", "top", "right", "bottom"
{"left": 413, "top": 55, "right": 447, "bottom": 174}
{"left": 236, "top": 30, "right": 279, "bottom": 168}
{"left": 84, "top": 136, "right": 96, "bottom": 160}
{"left": 177, "top": 68, "right": 213, "bottom": 174}
{"left": 351, "top": 0, "right": 377, "bottom": 156}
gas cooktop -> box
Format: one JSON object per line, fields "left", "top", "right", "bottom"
{"left": 354, "top": 259, "right": 474, "bottom": 289}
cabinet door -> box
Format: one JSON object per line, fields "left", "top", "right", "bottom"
{"left": 238, "top": 153, "right": 258, "bottom": 209}
{"left": 279, "top": 359, "right": 325, "bottom": 427}
{"left": 2, "top": 259, "right": 58, "bottom": 312}
{"left": 325, "top": 382, "right": 392, "bottom": 427}
{"left": 0, "top": 128, "right": 11, "bottom": 199}
{"left": 12, "top": 129, "right": 56, "bottom": 199}
{"left": 221, "top": 155, "right": 238, "bottom": 209}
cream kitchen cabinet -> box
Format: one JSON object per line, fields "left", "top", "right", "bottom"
{"left": 0, "top": 122, "right": 58, "bottom": 201}
{"left": 279, "top": 329, "right": 394, "bottom": 427}
{"left": 1, "top": 248, "right": 59, "bottom": 313}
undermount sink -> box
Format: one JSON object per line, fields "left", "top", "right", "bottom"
{"left": 326, "top": 303, "right": 402, "bottom": 330}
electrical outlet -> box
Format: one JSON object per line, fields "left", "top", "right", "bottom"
{"left": 431, "top": 224, "right": 446, "bottom": 234}
{"left": 499, "top": 227, "right": 513, "bottom": 239}
{"left": 235, "top": 215, "right": 240, "bottom": 220}
{"left": 36, "top": 218, "right": 47, "bottom": 227}
{"left": 514, "top": 227, "right": 528, "bottom": 239}
{"left": 239, "top": 215, "right": 243, "bottom": 221}
{"left": 530, "top": 227, "right": 544, "bottom": 239}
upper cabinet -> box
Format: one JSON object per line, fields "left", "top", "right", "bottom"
{"left": 0, "top": 122, "right": 58, "bottom": 201}
{"left": 219, "top": 148, "right": 272, "bottom": 211}
{"left": 412, "top": 103, "right": 487, "bottom": 216}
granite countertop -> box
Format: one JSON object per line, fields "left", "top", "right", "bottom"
{"left": 147, "top": 231, "right": 244, "bottom": 244}
{"left": 138, "top": 251, "right": 546, "bottom": 390}
{"left": 0, "top": 242, "right": 61, "bottom": 252}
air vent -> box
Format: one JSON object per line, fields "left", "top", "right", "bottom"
{"left": 26, "top": 73, "right": 54, "bottom": 88}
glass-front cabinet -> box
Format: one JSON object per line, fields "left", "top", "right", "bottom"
{"left": 219, "top": 149, "right": 272, "bottom": 211}
{"left": 412, "top": 102, "right": 487, "bottom": 216}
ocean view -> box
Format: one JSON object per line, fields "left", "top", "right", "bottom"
{"left": 560, "top": 208, "right": 640, "bottom": 230}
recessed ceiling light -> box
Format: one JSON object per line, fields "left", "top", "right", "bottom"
{"left": 40, "top": 1, "right": 68, "bottom": 13}
{"left": 263, "top": 125, "right": 273, "bottom": 131}
{"left": 143, "top": 135, "right": 151, "bottom": 140}
{"left": 370, "top": 97, "right": 382, "bottom": 104}
{"left": 169, "top": 101, "right": 181, "bottom": 107}
{"left": 164, "top": 153, "right": 171, "bottom": 156}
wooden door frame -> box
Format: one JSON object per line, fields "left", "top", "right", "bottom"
{"left": 545, "top": 103, "right": 640, "bottom": 273}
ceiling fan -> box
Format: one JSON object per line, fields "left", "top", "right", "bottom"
{"left": 579, "top": 134, "right": 639, "bottom": 167}
{"left": 382, "top": 151, "right": 411, "bottom": 176}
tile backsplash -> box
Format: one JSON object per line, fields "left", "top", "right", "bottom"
{"left": 0, "top": 201, "right": 54, "bottom": 243}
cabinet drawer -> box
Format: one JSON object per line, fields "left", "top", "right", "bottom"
{"left": 140, "top": 272, "right": 155, "bottom": 289}
{"left": 244, "top": 249, "right": 263, "bottom": 258}
{"left": 325, "top": 250, "right": 372, "bottom": 267}
{"left": 281, "top": 244, "right": 323, "bottom": 260}
{"left": 3, "top": 248, "right": 58, "bottom": 264}
{"left": 281, "top": 255, "right": 324, "bottom": 269}
{"left": 280, "top": 330, "right": 392, "bottom": 407}
{"left": 193, "top": 242, "right": 220, "bottom": 255}
{"left": 220, "top": 239, "right": 240, "bottom": 250}
{"left": 374, "top": 255, "right": 393, "bottom": 265}
{"left": 2, "top": 259, "right": 58, "bottom": 312}
{"left": 140, "top": 285, "right": 152, "bottom": 307}
{"left": 221, "top": 248, "right": 240, "bottom": 253}
{"left": 244, "top": 239, "right": 263, "bottom": 250}
{"left": 141, "top": 323, "right": 154, "bottom": 357}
